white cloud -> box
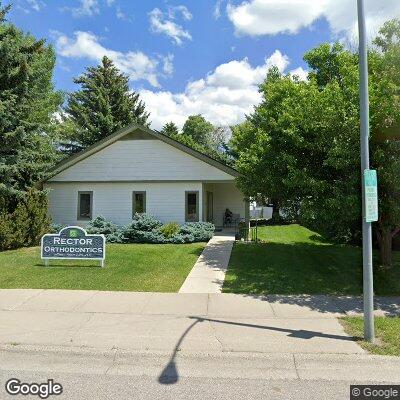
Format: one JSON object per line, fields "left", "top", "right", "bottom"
{"left": 162, "top": 54, "right": 174, "bottom": 75}
{"left": 227, "top": 0, "right": 325, "bottom": 36}
{"left": 104, "top": 0, "right": 132, "bottom": 22}
{"left": 323, "top": 0, "right": 400, "bottom": 43}
{"left": 26, "top": 0, "right": 42, "bottom": 11}
{"left": 227, "top": 0, "right": 400, "bottom": 42}
{"left": 214, "top": 0, "right": 223, "bottom": 19}
{"left": 16, "top": 5, "right": 30, "bottom": 14}
{"left": 172, "top": 5, "right": 193, "bottom": 21}
{"left": 140, "top": 50, "right": 293, "bottom": 130}
{"left": 149, "top": 7, "right": 192, "bottom": 45}
{"left": 53, "top": 31, "right": 171, "bottom": 88}
{"left": 289, "top": 67, "right": 308, "bottom": 81}
{"left": 265, "top": 49, "right": 290, "bottom": 72}
{"left": 116, "top": 6, "right": 132, "bottom": 22}
{"left": 63, "top": 0, "right": 100, "bottom": 17}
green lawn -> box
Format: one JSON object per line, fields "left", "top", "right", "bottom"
{"left": 0, "top": 243, "right": 205, "bottom": 292}
{"left": 223, "top": 224, "right": 400, "bottom": 295}
{"left": 341, "top": 317, "right": 400, "bottom": 356}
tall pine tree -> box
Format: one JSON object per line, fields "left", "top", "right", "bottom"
{"left": 0, "top": 3, "right": 63, "bottom": 211}
{"left": 161, "top": 121, "right": 179, "bottom": 136}
{"left": 64, "top": 56, "right": 150, "bottom": 151}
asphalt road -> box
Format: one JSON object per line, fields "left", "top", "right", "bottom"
{"left": 0, "top": 346, "right": 399, "bottom": 400}
{"left": 0, "top": 370, "right": 382, "bottom": 400}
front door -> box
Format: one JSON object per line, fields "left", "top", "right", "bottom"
{"left": 206, "top": 191, "right": 213, "bottom": 222}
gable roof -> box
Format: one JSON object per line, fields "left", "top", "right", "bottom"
{"left": 46, "top": 124, "right": 239, "bottom": 181}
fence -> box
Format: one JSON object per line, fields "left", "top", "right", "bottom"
{"left": 237, "top": 223, "right": 258, "bottom": 242}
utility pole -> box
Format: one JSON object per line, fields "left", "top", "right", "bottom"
{"left": 357, "top": 0, "right": 375, "bottom": 342}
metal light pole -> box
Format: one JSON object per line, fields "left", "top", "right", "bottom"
{"left": 357, "top": 0, "right": 375, "bottom": 342}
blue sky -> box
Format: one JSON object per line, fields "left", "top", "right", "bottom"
{"left": 7, "top": 0, "right": 400, "bottom": 129}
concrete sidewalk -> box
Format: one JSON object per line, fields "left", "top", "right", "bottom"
{"left": 0, "top": 289, "right": 399, "bottom": 356}
{"left": 179, "top": 233, "right": 235, "bottom": 293}
{"left": 1, "top": 290, "right": 399, "bottom": 398}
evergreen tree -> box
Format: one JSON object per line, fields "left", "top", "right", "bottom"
{"left": 161, "top": 121, "right": 179, "bottom": 136}
{"left": 64, "top": 56, "right": 150, "bottom": 150}
{"left": 0, "top": 3, "right": 63, "bottom": 211}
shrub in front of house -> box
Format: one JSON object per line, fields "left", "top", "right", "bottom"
{"left": 122, "top": 213, "right": 164, "bottom": 243}
{"left": 85, "top": 214, "right": 214, "bottom": 244}
{"left": 50, "top": 223, "right": 66, "bottom": 234}
{"left": 179, "top": 222, "right": 215, "bottom": 242}
{"left": 0, "top": 212, "right": 14, "bottom": 251}
{"left": 250, "top": 218, "right": 269, "bottom": 227}
{"left": 126, "top": 213, "right": 163, "bottom": 232}
{"left": 167, "top": 233, "right": 195, "bottom": 244}
{"left": 128, "top": 229, "right": 167, "bottom": 243}
{"left": 159, "top": 222, "right": 180, "bottom": 238}
{"left": 0, "top": 189, "right": 51, "bottom": 251}
{"left": 86, "top": 216, "right": 125, "bottom": 243}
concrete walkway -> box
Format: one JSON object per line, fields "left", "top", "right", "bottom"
{"left": 179, "top": 233, "right": 235, "bottom": 293}
{"left": 1, "top": 289, "right": 399, "bottom": 356}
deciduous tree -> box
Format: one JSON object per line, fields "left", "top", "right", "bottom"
{"left": 232, "top": 20, "right": 400, "bottom": 266}
{"left": 182, "top": 115, "right": 214, "bottom": 147}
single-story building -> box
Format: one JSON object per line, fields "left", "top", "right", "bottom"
{"left": 44, "top": 124, "right": 249, "bottom": 228}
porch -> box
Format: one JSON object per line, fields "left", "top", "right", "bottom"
{"left": 199, "top": 182, "right": 249, "bottom": 229}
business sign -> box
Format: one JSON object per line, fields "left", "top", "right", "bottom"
{"left": 41, "top": 226, "right": 105, "bottom": 267}
{"left": 364, "top": 169, "right": 378, "bottom": 223}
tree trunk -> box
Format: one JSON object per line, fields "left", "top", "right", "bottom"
{"left": 271, "top": 199, "right": 280, "bottom": 223}
{"left": 379, "top": 228, "right": 393, "bottom": 268}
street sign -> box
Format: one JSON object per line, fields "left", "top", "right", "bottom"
{"left": 41, "top": 226, "right": 106, "bottom": 267}
{"left": 364, "top": 169, "right": 378, "bottom": 223}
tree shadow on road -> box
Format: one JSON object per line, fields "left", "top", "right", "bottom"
{"left": 158, "top": 315, "right": 360, "bottom": 385}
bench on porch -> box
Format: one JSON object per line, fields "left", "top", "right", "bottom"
{"left": 223, "top": 213, "right": 241, "bottom": 228}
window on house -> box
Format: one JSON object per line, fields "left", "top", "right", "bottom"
{"left": 133, "top": 191, "right": 146, "bottom": 216}
{"left": 78, "top": 191, "right": 93, "bottom": 220}
{"left": 185, "top": 191, "right": 199, "bottom": 222}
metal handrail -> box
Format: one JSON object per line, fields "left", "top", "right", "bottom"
{"left": 237, "top": 223, "right": 258, "bottom": 242}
